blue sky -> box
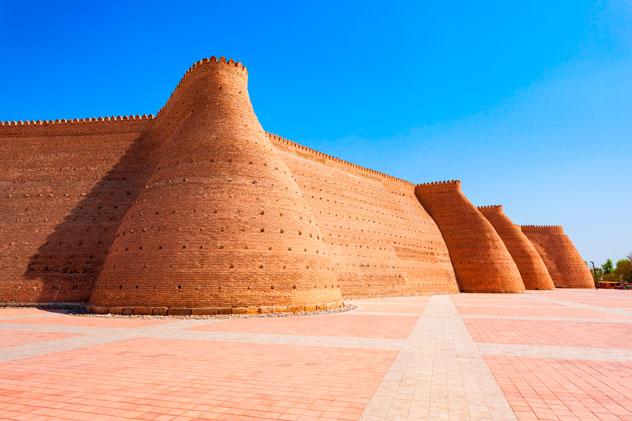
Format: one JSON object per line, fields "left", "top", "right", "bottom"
{"left": 1, "top": 0, "right": 630, "bottom": 264}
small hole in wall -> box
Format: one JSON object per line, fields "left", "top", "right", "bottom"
{"left": 177, "top": 285, "right": 182, "bottom": 290}
{"left": 119, "top": 285, "right": 123, "bottom": 290}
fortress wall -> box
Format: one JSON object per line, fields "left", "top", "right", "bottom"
{"left": 270, "top": 134, "right": 459, "bottom": 298}
{"left": 88, "top": 58, "right": 343, "bottom": 313}
{"left": 478, "top": 205, "right": 555, "bottom": 290}
{"left": 415, "top": 181, "right": 525, "bottom": 293}
{"left": 0, "top": 118, "right": 151, "bottom": 304}
{"left": 521, "top": 225, "right": 594, "bottom": 288}
{"left": 2, "top": 57, "right": 586, "bottom": 310}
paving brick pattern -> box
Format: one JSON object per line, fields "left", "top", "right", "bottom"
{"left": 0, "top": 289, "right": 631, "bottom": 420}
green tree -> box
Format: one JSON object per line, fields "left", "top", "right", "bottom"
{"left": 602, "top": 259, "right": 614, "bottom": 274}
{"left": 615, "top": 259, "right": 632, "bottom": 283}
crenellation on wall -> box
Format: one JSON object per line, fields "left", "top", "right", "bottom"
{"left": 0, "top": 115, "right": 152, "bottom": 137}
{"left": 477, "top": 204, "right": 503, "bottom": 210}
{"left": 268, "top": 132, "right": 414, "bottom": 186}
{"left": 521, "top": 225, "right": 564, "bottom": 233}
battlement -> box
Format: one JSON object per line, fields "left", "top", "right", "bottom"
{"left": 0, "top": 114, "right": 153, "bottom": 126}
{"left": 415, "top": 180, "right": 462, "bottom": 193}
{"left": 521, "top": 225, "right": 563, "bottom": 230}
{"left": 267, "top": 132, "right": 414, "bottom": 186}
{"left": 521, "top": 225, "right": 564, "bottom": 234}
{"left": 0, "top": 114, "right": 153, "bottom": 137}
{"left": 184, "top": 56, "right": 247, "bottom": 75}
{"left": 155, "top": 56, "right": 247, "bottom": 120}
{"left": 478, "top": 204, "right": 503, "bottom": 211}
{"left": 416, "top": 179, "right": 461, "bottom": 187}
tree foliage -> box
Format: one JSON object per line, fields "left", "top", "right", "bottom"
{"left": 592, "top": 254, "right": 632, "bottom": 285}
{"left": 616, "top": 259, "right": 632, "bottom": 283}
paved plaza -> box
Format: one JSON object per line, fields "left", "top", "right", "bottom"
{"left": 0, "top": 289, "right": 631, "bottom": 420}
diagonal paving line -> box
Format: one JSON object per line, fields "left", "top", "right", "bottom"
{"left": 0, "top": 312, "right": 69, "bottom": 321}
{"left": 0, "top": 330, "right": 137, "bottom": 363}
{"left": 461, "top": 314, "right": 632, "bottom": 324}
{"left": 530, "top": 293, "right": 632, "bottom": 317}
{"left": 337, "top": 311, "right": 422, "bottom": 317}
{"left": 0, "top": 318, "right": 220, "bottom": 362}
{"left": 0, "top": 317, "right": 405, "bottom": 363}
{"left": 144, "top": 329, "right": 405, "bottom": 350}
{"left": 478, "top": 343, "right": 632, "bottom": 361}
{"left": 361, "top": 295, "right": 516, "bottom": 421}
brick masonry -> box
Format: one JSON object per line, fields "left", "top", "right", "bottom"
{"left": 521, "top": 225, "right": 595, "bottom": 288}
{"left": 415, "top": 181, "right": 525, "bottom": 293}
{"left": 0, "top": 56, "right": 592, "bottom": 311}
{"left": 478, "top": 205, "right": 555, "bottom": 290}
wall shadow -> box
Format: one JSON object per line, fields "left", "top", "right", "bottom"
{"left": 24, "top": 135, "right": 154, "bottom": 304}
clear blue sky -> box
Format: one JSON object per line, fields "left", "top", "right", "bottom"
{"left": 1, "top": 1, "right": 630, "bottom": 265}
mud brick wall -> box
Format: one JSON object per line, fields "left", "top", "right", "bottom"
{"left": 521, "top": 225, "right": 595, "bottom": 288}
{"left": 415, "top": 181, "right": 525, "bottom": 293}
{"left": 0, "top": 118, "right": 150, "bottom": 304}
{"left": 271, "top": 134, "right": 458, "bottom": 298}
{"left": 478, "top": 205, "right": 555, "bottom": 290}
{"left": 89, "top": 58, "right": 343, "bottom": 311}
{"left": 0, "top": 56, "right": 594, "bottom": 311}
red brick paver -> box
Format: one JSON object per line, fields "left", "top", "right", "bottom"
{"left": 0, "top": 315, "right": 168, "bottom": 328}
{"left": 191, "top": 314, "right": 418, "bottom": 339}
{"left": 457, "top": 305, "right": 627, "bottom": 319}
{"left": 486, "top": 356, "right": 632, "bottom": 420}
{"left": 0, "top": 338, "right": 395, "bottom": 420}
{"left": 1, "top": 290, "right": 631, "bottom": 420}
{"left": 465, "top": 319, "right": 632, "bottom": 348}
{"left": 0, "top": 329, "right": 77, "bottom": 347}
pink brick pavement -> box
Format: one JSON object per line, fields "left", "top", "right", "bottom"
{"left": 465, "top": 319, "right": 632, "bottom": 348}
{"left": 190, "top": 314, "right": 418, "bottom": 339}
{"left": 0, "top": 289, "right": 631, "bottom": 420}
{"left": 0, "top": 338, "right": 395, "bottom": 421}
{"left": 485, "top": 356, "right": 632, "bottom": 420}
{"left": 0, "top": 329, "right": 77, "bottom": 347}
